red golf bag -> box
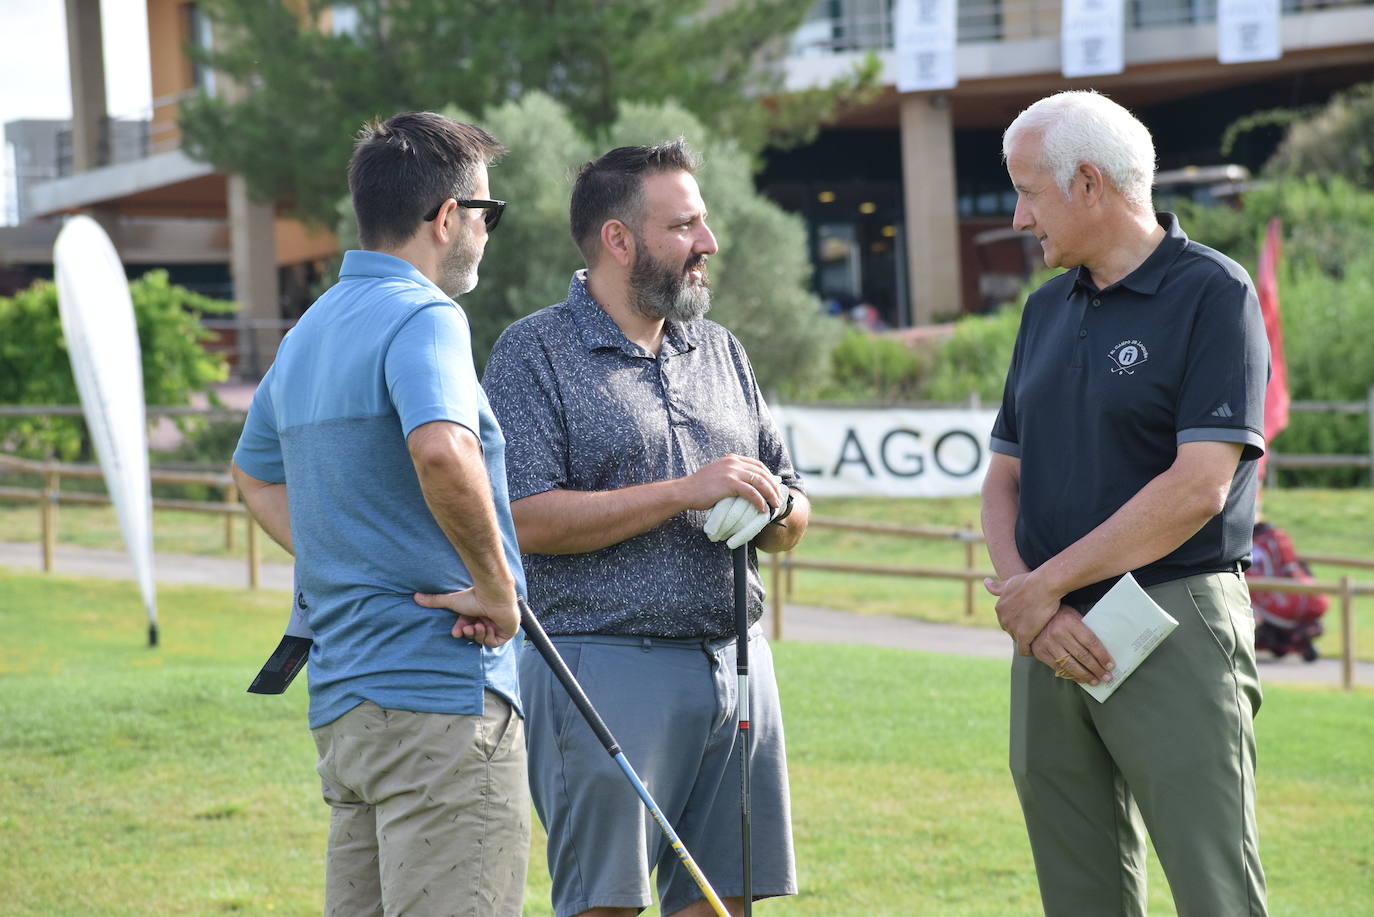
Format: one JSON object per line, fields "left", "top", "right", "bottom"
{"left": 1246, "top": 522, "right": 1327, "bottom": 661}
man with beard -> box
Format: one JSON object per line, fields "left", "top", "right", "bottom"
{"left": 479, "top": 140, "right": 810, "bottom": 917}
{"left": 231, "top": 112, "right": 530, "bottom": 916}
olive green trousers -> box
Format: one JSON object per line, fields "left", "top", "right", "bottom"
{"left": 1010, "top": 571, "right": 1268, "bottom": 917}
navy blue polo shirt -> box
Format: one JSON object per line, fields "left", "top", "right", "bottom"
{"left": 990, "top": 213, "right": 1267, "bottom": 606}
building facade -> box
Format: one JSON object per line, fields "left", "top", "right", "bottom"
{"left": 768, "top": 0, "right": 1374, "bottom": 326}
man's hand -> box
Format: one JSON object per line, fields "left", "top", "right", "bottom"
{"left": 983, "top": 570, "right": 1062, "bottom": 656}
{"left": 681, "top": 454, "right": 786, "bottom": 515}
{"left": 703, "top": 477, "right": 784, "bottom": 548}
{"left": 413, "top": 587, "right": 520, "bottom": 648}
{"left": 1029, "top": 606, "right": 1115, "bottom": 685}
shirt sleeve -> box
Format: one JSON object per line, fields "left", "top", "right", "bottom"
{"left": 482, "top": 323, "right": 569, "bottom": 502}
{"left": 1175, "top": 270, "right": 1267, "bottom": 460}
{"left": 989, "top": 314, "right": 1027, "bottom": 459}
{"left": 727, "top": 334, "right": 804, "bottom": 494}
{"left": 385, "top": 302, "right": 481, "bottom": 439}
{"left": 232, "top": 365, "right": 285, "bottom": 483}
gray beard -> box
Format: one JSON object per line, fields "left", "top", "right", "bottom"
{"left": 628, "top": 250, "right": 711, "bottom": 323}
{"left": 439, "top": 234, "right": 480, "bottom": 297}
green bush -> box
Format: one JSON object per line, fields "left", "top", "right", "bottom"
{"left": 331, "top": 92, "right": 840, "bottom": 395}
{"left": 918, "top": 268, "right": 1063, "bottom": 404}
{"left": 808, "top": 326, "right": 927, "bottom": 403}
{"left": 0, "top": 271, "right": 232, "bottom": 461}
{"left": 1264, "top": 81, "right": 1374, "bottom": 191}
{"left": 1179, "top": 181, "right": 1374, "bottom": 485}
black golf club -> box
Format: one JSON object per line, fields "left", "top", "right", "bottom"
{"left": 733, "top": 544, "right": 753, "bottom": 916}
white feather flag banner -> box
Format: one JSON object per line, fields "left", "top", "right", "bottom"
{"left": 53, "top": 216, "right": 159, "bottom": 646}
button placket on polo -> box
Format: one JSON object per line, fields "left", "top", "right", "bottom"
{"left": 1070, "top": 295, "right": 1091, "bottom": 369}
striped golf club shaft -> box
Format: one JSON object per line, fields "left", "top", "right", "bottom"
{"left": 517, "top": 599, "right": 731, "bottom": 917}
{"left": 732, "top": 545, "right": 753, "bottom": 916}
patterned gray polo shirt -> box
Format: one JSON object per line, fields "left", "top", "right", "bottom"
{"left": 482, "top": 271, "right": 803, "bottom": 638}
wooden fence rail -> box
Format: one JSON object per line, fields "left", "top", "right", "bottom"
{"left": 775, "top": 517, "right": 1372, "bottom": 689}
{"left": 0, "top": 453, "right": 262, "bottom": 588}
{"left": 4, "top": 455, "right": 1369, "bottom": 686}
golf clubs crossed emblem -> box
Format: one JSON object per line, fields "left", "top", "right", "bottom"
{"left": 1108, "top": 339, "right": 1150, "bottom": 375}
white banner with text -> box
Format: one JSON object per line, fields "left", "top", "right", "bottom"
{"left": 772, "top": 405, "right": 998, "bottom": 497}
{"left": 1061, "top": 0, "right": 1125, "bottom": 78}
{"left": 895, "top": 0, "right": 959, "bottom": 92}
{"left": 1218, "top": 0, "right": 1282, "bottom": 64}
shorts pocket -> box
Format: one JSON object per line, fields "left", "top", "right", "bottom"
{"left": 478, "top": 693, "right": 520, "bottom": 764}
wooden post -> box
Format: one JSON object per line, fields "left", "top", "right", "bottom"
{"left": 963, "top": 524, "right": 976, "bottom": 617}
{"left": 222, "top": 483, "right": 237, "bottom": 550}
{"left": 247, "top": 518, "right": 261, "bottom": 589}
{"left": 41, "top": 469, "right": 58, "bottom": 572}
{"left": 1367, "top": 385, "right": 1374, "bottom": 487}
{"left": 771, "top": 550, "right": 784, "bottom": 642}
{"left": 1340, "top": 575, "right": 1354, "bottom": 691}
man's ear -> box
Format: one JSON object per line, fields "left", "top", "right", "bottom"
{"left": 1077, "top": 161, "right": 1106, "bottom": 207}
{"left": 428, "top": 198, "right": 457, "bottom": 245}
{"left": 600, "top": 219, "right": 635, "bottom": 268}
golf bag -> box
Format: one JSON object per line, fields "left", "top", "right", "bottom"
{"left": 1246, "top": 522, "right": 1327, "bottom": 662}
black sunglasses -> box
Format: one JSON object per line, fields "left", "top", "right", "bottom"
{"left": 423, "top": 198, "right": 506, "bottom": 232}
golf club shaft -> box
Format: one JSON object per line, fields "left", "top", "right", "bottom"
{"left": 732, "top": 546, "right": 752, "bottom": 916}
{"left": 518, "top": 598, "right": 731, "bottom": 917}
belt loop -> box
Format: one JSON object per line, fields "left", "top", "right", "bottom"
{"left": 641, "top": 636, "right": 652, "bottom": 653}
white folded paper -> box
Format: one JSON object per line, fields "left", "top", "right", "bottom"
{"left": 1079, "top": 572, "right": 1178, "bottom": 703}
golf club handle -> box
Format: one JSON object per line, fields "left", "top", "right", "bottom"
{"left": 732, "top": 546, "right": 749, "bottom": 672}
{"left": 517, "top": 598, "right": 620, "bottom": 756}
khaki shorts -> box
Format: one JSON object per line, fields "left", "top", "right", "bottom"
{"left": 311, "top": 691, "right": 530, "bottom": 917}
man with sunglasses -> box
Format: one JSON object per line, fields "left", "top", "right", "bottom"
{"left": 476, "top": 140, "right": 809, "bottom": 917}
{"left": 231, "top": 112, "right": 529, "bottom": 916}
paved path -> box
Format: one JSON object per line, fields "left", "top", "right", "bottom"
{"left": 3, "top": 540, "right": 1367, "bottom": 687}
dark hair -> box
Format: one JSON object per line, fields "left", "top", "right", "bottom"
{"left": 569, "top": 139, "right": 699, "bottom": 266}
{"left": 347, "top": 112, "right": 505, "bottom": 250}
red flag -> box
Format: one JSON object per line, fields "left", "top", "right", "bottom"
{"left": 1257, "top": 217, "right": 1288, "bottom": 480}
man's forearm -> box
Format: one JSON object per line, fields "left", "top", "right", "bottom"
{"left": 410, "top": 424, "right": 517, "bottom": 598}
{"left": 980, "top": 456, "right": 1027, "bottom": 579}
{"left": 512, "top": 481, "right": 690, "bottom": 555}
{"left": 1034, "top": 442, "right": 1242, "bottom": 599}
{"left": 754, "top": 489, "right": 810, "bottom": 553}
{"left": 230, "top": 461, "right": 294, "bottom": 554}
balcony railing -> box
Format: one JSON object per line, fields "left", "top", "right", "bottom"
{"left": 788, "top": 0, "right": 1374, "bottom": 56}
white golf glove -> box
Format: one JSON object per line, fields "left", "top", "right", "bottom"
{"left": 704, "top": 476, "right": 787, "bottom": 549}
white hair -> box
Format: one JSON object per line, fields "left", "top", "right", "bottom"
{"left": 1003, "top": 90, "right": 1156, "bottom": 210}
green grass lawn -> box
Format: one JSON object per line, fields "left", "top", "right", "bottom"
{"left": 1, "top": 571, "right": 1371, "bottom": 915}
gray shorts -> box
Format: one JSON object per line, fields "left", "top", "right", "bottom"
{"left": 522, "top": 626, "right": 797, "bottom": 917}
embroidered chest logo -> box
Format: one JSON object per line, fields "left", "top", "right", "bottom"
{"left": 1108, "top": 339, "right": 1149, "bottom": 375}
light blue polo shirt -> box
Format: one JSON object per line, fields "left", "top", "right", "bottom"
{"left": 234, "top": 250, "right": 524, "bottom": 729}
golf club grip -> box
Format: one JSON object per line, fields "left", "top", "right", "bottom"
{"left": 732, "top": 546, "right": 749, "bottom": 670}
{"left": 518, "top": 598, "right": 621, "bottom": 756}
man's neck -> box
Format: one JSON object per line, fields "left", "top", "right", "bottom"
{"left": 585, "top": 269, "right": 666, "bottom": 354}
{"left": 1085, "top": 211, "right": 1166, "bottom": 290}
{"left": 374, "top": 240, "right": 439, "bottom": 287}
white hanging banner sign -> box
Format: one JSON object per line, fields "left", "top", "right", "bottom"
{"left": 773, "top": 405, "right": 997, "bottom": 497}
{"left": 53, "top": 215, "right": 159, "bottom": 646}
{"left": 1061, "top": 0, "right": 1125, "bottom": 78}
{"left": 895, "top": 0, "right": 958, "bottom": 92}
{"left": 1218, "top": 0, "right": 1281, "bottom": 64}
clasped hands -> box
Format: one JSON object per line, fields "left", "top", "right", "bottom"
{"left": 984, "top": 571, "right": 1114, "bottom": 686}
